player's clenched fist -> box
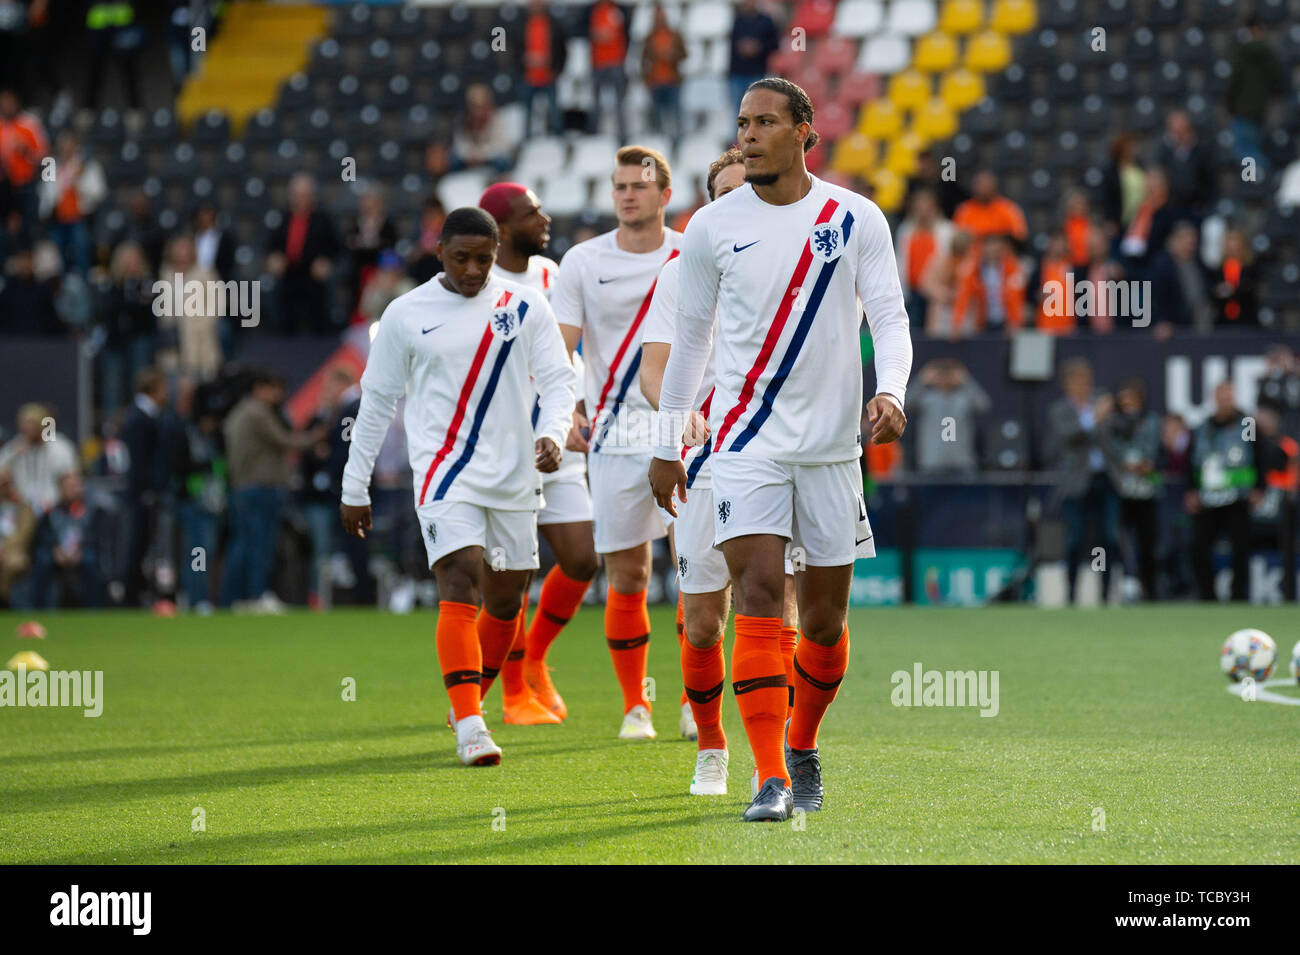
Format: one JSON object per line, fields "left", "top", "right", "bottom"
{"left": 340, "top": 503, "right": 372, "bottom": 539}
{"left": 648, "top": 457, "right": 688, "bottom": 518}
{"left": 866, "top": 394, "right": 907, "bottom": 445}
{"left": 535, "top": 436, "right": 562, "bottom": 473}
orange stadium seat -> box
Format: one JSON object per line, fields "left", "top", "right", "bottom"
{"left": 912, "top": 31, "right": 959, "bottom": 72}
{"left": 939, "top": 67, "right": 986, "bottom": 110}
{"left": 938, "top": 0, "right": 983, "bottom": 35}
{"left": 964, "top": 29, "right": 1012, "bottom": 72}
{"left": 990, "top": 0, "right": 1038, "bottom": 34}
{"left": 887, "top": 68, "right": 932, "bottom": 112}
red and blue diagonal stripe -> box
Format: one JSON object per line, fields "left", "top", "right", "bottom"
{"left": 418, "top": 293, "right": 529, "bottom": 504}
{"left": 683, "top": 388, "right": 714, "bottom": 489}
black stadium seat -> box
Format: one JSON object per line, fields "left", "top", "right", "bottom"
{"left": 1095, "top": 0, "right": 1135, "bottom": 29}
{"left": 1148, "top": 0, "right": 1184, "bottom": 27}
{"left": 1041, "top": 0, "right": 1081, "bottom": 29}
{"left": 1125, "top": 27, "right": 1158, "bottom": 65}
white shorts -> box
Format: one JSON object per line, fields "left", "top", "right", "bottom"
{"left": 588, "top": 451, "right": 667, "bottom": 554}
{"left": 416, "top": 500, "right": 539, "bottom": 571}
{"left": 672, "top": 485, "right": 731, "bottom": 594}
{"left": 709, "top": 454, "right": 875, "bottom": 567}
{"left": 538, "top": 469, "right": 593, "bottom": 526}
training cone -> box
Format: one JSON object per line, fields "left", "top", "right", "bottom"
{"left": 15, "top": 621, "right": 47, "bottom": 639}
{"left": 151, "top": 600, "right": 178, "bottom": 617}
{"left": 7, "top": 651, "right": 49, "bottom": 671}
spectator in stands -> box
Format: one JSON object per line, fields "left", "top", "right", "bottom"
{"left": 919, "top": 227, "right": 973, "bottom": 338}
{"left": 1160, "top": 412, "right": 1191, "bottom": 475}
{"left": 1045, "top": 358, "right": 1120, "bottom": 605}
{"left": 174, "top": 381, "right": 225, "bottom": 615}
{"left": 729, "top": 0, "right": 778, "bottom": 117}
{"left": 96, "top": 241, "right": 156, "bottom": 416}
{"left": 156, "top": 234, "right": 223, "bottom": 380}
{"left": 1210, "top": 228, "right": 1259, "bottom": 328}
{"left": 344, "top": 185, "right": 397, "bottom": 311}
{"left": 300, "top": 364, "right": 356, "bottom": 610}
{"left": 1226, "top": 17, "right": 1282, "bottom": 173}
{"left": 1185, "top": 380, "right": 1262, "bottom": 601}
{"left": 359, "top": 249, "right": 414, "bottom": 324}
{"left": 1118, "top": 166, "right": 1178, "bottom": 276}
{"left": 407, "top": 195, "right": 445, "bottom": 286}
{"left": 906, "top": 150, "right": 968, "bottom": 221}
{"left": 1151, "top": 220, "right": 1213, "bottom": 332}
{"left": 1154, "top": 111, "right": 1215, "bottom": 223}
{"left": 1257, "top": 344, "right": 1300, "bottom": 441}
{"left": 1031, "top": 233, "right": 1076, "bottom": 335}
{"left": 1099, "top": 131, "right": 1145, "bottom": 237}
{"left": 36, "top": 131, "right": 105, "bottom": 276}
{"left": 0, "top": 7, "right": 24, "bottom": 95}
{"left": 1104, "top": 377, "right": 1162, "bottom": 600}
{"left": 895, "top": 188, "right": 954, "bottom": 329}
{"left": 586, "top": 0, "right": 631, "bottom": 144}
{"left": 1061, "top": 190, "right": 1094, "bottom": 269}
{"left": 121, "top": 368, "right": 169, "bottom": 606}
{"left": 905, "top": 357, "right": 990, "bottom": 473}
{"left": 642, "top": 3, "right": 687, "bottom": 147}
{"left": 220, "top": 371, "right": 325, "bottom": 613}
{"left": 1080, "top": 227, "right": 1125, "bottom": 334}
{"left": 523, "top": 0, "right": 568, "bottom": 137}
{"left": 0, "top": 87, "right": 46, "bottom": 230}
{"left": 950, "top": 232, "right": 1025, "bottom": 335}
{"left": 0, "top": 464, "right": 35, "bottom": 607}
{"left": 192, "top": 200, "right": 235, "bottom": 283}
{"left": 106, "top": 190, "right": 165, "bottom": 272}
{"left": 952, "top": 170, "right": 1028, "bottom": 251}
{"left": 30, "top": 471, "right": 103, "bottom": 608}
{"left": 0, "top": 245, "right": 58, "bottom": 335}
{"left": 450, "top": 83, "right": 514, "bottom": 174}
{"left": 84, "top": 0, "right": 143, "bottom": 110}
{"left": 266, "top": 172, "right": 339, "bottom": 335}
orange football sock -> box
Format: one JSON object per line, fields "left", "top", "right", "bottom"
{"left": 524, "top": 565, "right": 591, "bottom": 662}
{"left": 788, "top": 626, "right": 849, "bottom": 751}
{"left": 605, "top": 586, "right": 651, "bottom": 713}
{"left": 677, "top": 592, "right": 688, "bottom": 706}
{"left": 476, "top": 607, "right": 519, "bottom": 700}
{"left": 682, "top": 639, "right": 726, "bottom": 751}
{"left": 731, "top": 614, "right": 789, "bottom": 786}
{"left": 500, "top": 592, "right": 529, "bottom": 699}
{"left": 780, "top": 625, "right": 799, "bottom": 721}
{"left": 436, "top": 601, "right": 482, "bottom": 720}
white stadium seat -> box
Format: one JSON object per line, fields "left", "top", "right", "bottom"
{"left": 437, "top": 170, "right": 490, "bottom": 212}
{"left": 888, "top": 0, "right": 937, "bottom": 37}
{"left": 514, "top": 137, "right": 567, "bottom": 180}
{"left": 562, "top": 38, "right": 591, "bottom": 80}
{"left": 680, "top": 38, "right": 709, "bottom": 77}
{"left": 858, "top": 33, "right": 912, "bottom": 74}
{"left": 681, "top": 75, "right": 729, "bottom": 114}
{"left": 833, "top": 0, "right": 885, "bottom": 38}
{"left": 683, "top": 1, "right": 733, "bottom": 41}
{"left": 572, "top": 135, "right": 621, "bottom": 181}
{"left": 539, "top": 176, "right": 589, "bottom": 217}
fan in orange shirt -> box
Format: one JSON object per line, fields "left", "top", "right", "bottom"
{"left": 952, "top": 171, "right": 1028, "bottom": 248}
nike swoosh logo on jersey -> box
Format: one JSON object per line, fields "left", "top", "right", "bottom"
{"left": 856, "top": 534, "right": 873, "bottom": 546}
{"left": 421, "top": 324, "right": 444, "bottom": 334}
{"left": 598, "top": 276, "right": 619, "bottom": 284}
{"left": 732, "top": 240, "right": 760, "bottom": 253}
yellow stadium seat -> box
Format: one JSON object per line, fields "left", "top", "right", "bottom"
{"left": 938, "top": 0, "right": 983, "bottom": 35}
{"left": 914, "top": 99, "right": 958, "bottom": 141}
{"left": 887, "top": 68, "right": 932, "bottom": 112}
{"left": 831, "top": 133, "right": 877, "bottom": 176}
{"left": 965, "top": 29, "right": 1012, "bottom": 72}
{"left": 884, "top": 137, "right": 921, "bottom": 177}
{"left": 991, "top": 0, "right": 1037, "bottom": 34}
{"left": 871, "top": 168, "right": 905, "bottom": 213}
{"left": 939, "top": 68, "right": 986, "bottom": 110}
{"left": 861, "top": 98, "right": 903, "bottom": 139}
{"left": 913, "top": 31, "right": 959, "bottom": 73}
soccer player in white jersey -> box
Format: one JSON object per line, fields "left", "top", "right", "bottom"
{"left": 640, "top": 147, "right": 801, "bottom": 796}
{"left": 551, "top": 145, "right": 682, "bottom": 740}
{"left": 649, "top": 79, "right": 912, "bottom": 821}
{"left": 340, "top": 207, "right": 577, "bottom": 767}
{"left": 478, "top": 183, "right": 598, "bottom": 725}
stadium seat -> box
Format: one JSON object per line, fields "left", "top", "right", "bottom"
{"left": 1074, "top": 94, "right": 1108, "bottom": 136}
{"left": 515, "top": 137, "right": 567, "bottom": 181}
{"left": 816, "top": 102, "right": 853, "bottom": 141}
{"left": 1041, "top": 0, "right": 1081, "bottom": 29}
{"left": 870, "top": 167, "right": 904, "bottom": 212}
{"left": 832, "top": 0, "right": 884, "bottom": 39}
{"left": 1094, "top": 0, "right": 1135, "bottom": 28}
{"left": 884, "top": 134, "right": 923, "bottom": 176}
{"left": 857, "top": 33, "right": 911, "bottom": 74}
{"left": 436, "top": 2, "right": 475, "bottom": 40}
{"left": 1124, "top": 27, "right": 1157, "bottom": 65}
{"left": 1021, "top": 27, "right": 1058, "bottom": 69}
{"left": 768, "top": 45, "right": 805, "bottom": 78}
{"left": 940, "top": 68, "right": 985, "bottom": 110}
{"left": 913, "top": 32, "right": 959, "bottom": 73}
{"left": 830, "top": 132, "right": 877, "bottom": 176}
{"left": 1175, "top": 28, "right": 1212, "bottom": 68}
{"left": 390, "top": 4, "right": 428, "bottom": 38}
{"left": 141, "top": 109, "right": 178, "bottom": 146}
{"left": 562, "top": 38, "right": 591, "bottom": 80}
{"left": 816, "top": 36, "right": 859, "bottom": 76}
{"left": 1048, "top": 130, "right": 1084, "bottom": 172}
{"left": 1201, "top": 0, "right": 1236, "bottom": 25}
{"left": 790, "top": 0, "right": 836, "bottom": 39}
{"left": 1024, "top": 98, "right": 1056, "bottom": 135}
{"left": 962, "top": 97, "right": 1000, "bottom": 139}
{"left": 996, "top": 129, "right": 1030, "bottom": 171}
{"left": 1147, "top": 0, "right": 1183, "bottom": 26}
{"left": 334, "top": 3, "right": 374, "bottom": 40}
{"left": 860, "top": 97, "right": 903, "bottom": 139}
{"left": 89, "top": 109, "right": 125, "bottom": 146}
{"left": 437, "top": 169, "right": 491, "bottom": 211}
{"left": 888, "top": 69, "right": 931, "bottom": 112}
{"left": 990, "top": 0, "right": 1036, "bottom": 35}
{"left": 989, "top": 62, "right": 1029, "bottom": 103}
{"left": 1152, "top": 61, "right": 1186, "bottom": 100}
{"left": 914, "top": 99, "right": 957, "bottom": 142}
{"left": 937, "top": 0, "right": 982, "bottom": 35}
{"left": 1129, "top": 96, "right": 1160, "bottom": 133}
{"left": 887, "top": 0, "right": 937, "bottom": 37}
{"left": 573, "top": 136, "right": 622, "bottom": 181}
{"left": 1048, "top": 62, "right": 1081, "bottom": 101}
{"left": 964, "top": 30, "right": 1011, "bottom": 73}
{"left": 1206, "top": 59, "right": 1233, "bottom": 97}
{"left": 984, "top": 419, "right": 1028, "bottom": 470}
{"left": 1256, "top": 0, "right": 1289, "bottom": 23}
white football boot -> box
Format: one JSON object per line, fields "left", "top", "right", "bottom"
{"left": 679, "top": 702, "right": 698, "bottom": 741}
{"left": 455, "top": 715, "right": 502, "bottom": 766}
{"left": 689, "top": 748, "right": 729, "bottom": 795}
{"left": 618, "top": 704, "right": 657, "bottom": 740}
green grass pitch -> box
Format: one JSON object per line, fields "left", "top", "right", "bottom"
{"left": 2, "top": 604, "right": 1298, "bottom": 864}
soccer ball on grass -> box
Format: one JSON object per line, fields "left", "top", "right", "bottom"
{"left": 1219, "top": 629, "right": 1276, "bottom": 683}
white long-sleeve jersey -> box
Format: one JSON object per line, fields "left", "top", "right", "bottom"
{"left": 551, "top": 227, "right": 683, "bottom": 454}
{"left": 640, "top": 255, "right": 717, "bottom": 489}
{"left": 342, "top": 274, "right": 576, "bottom": 511}
{"left": 654, "top": 175, "right": 912, "bottom": 464}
